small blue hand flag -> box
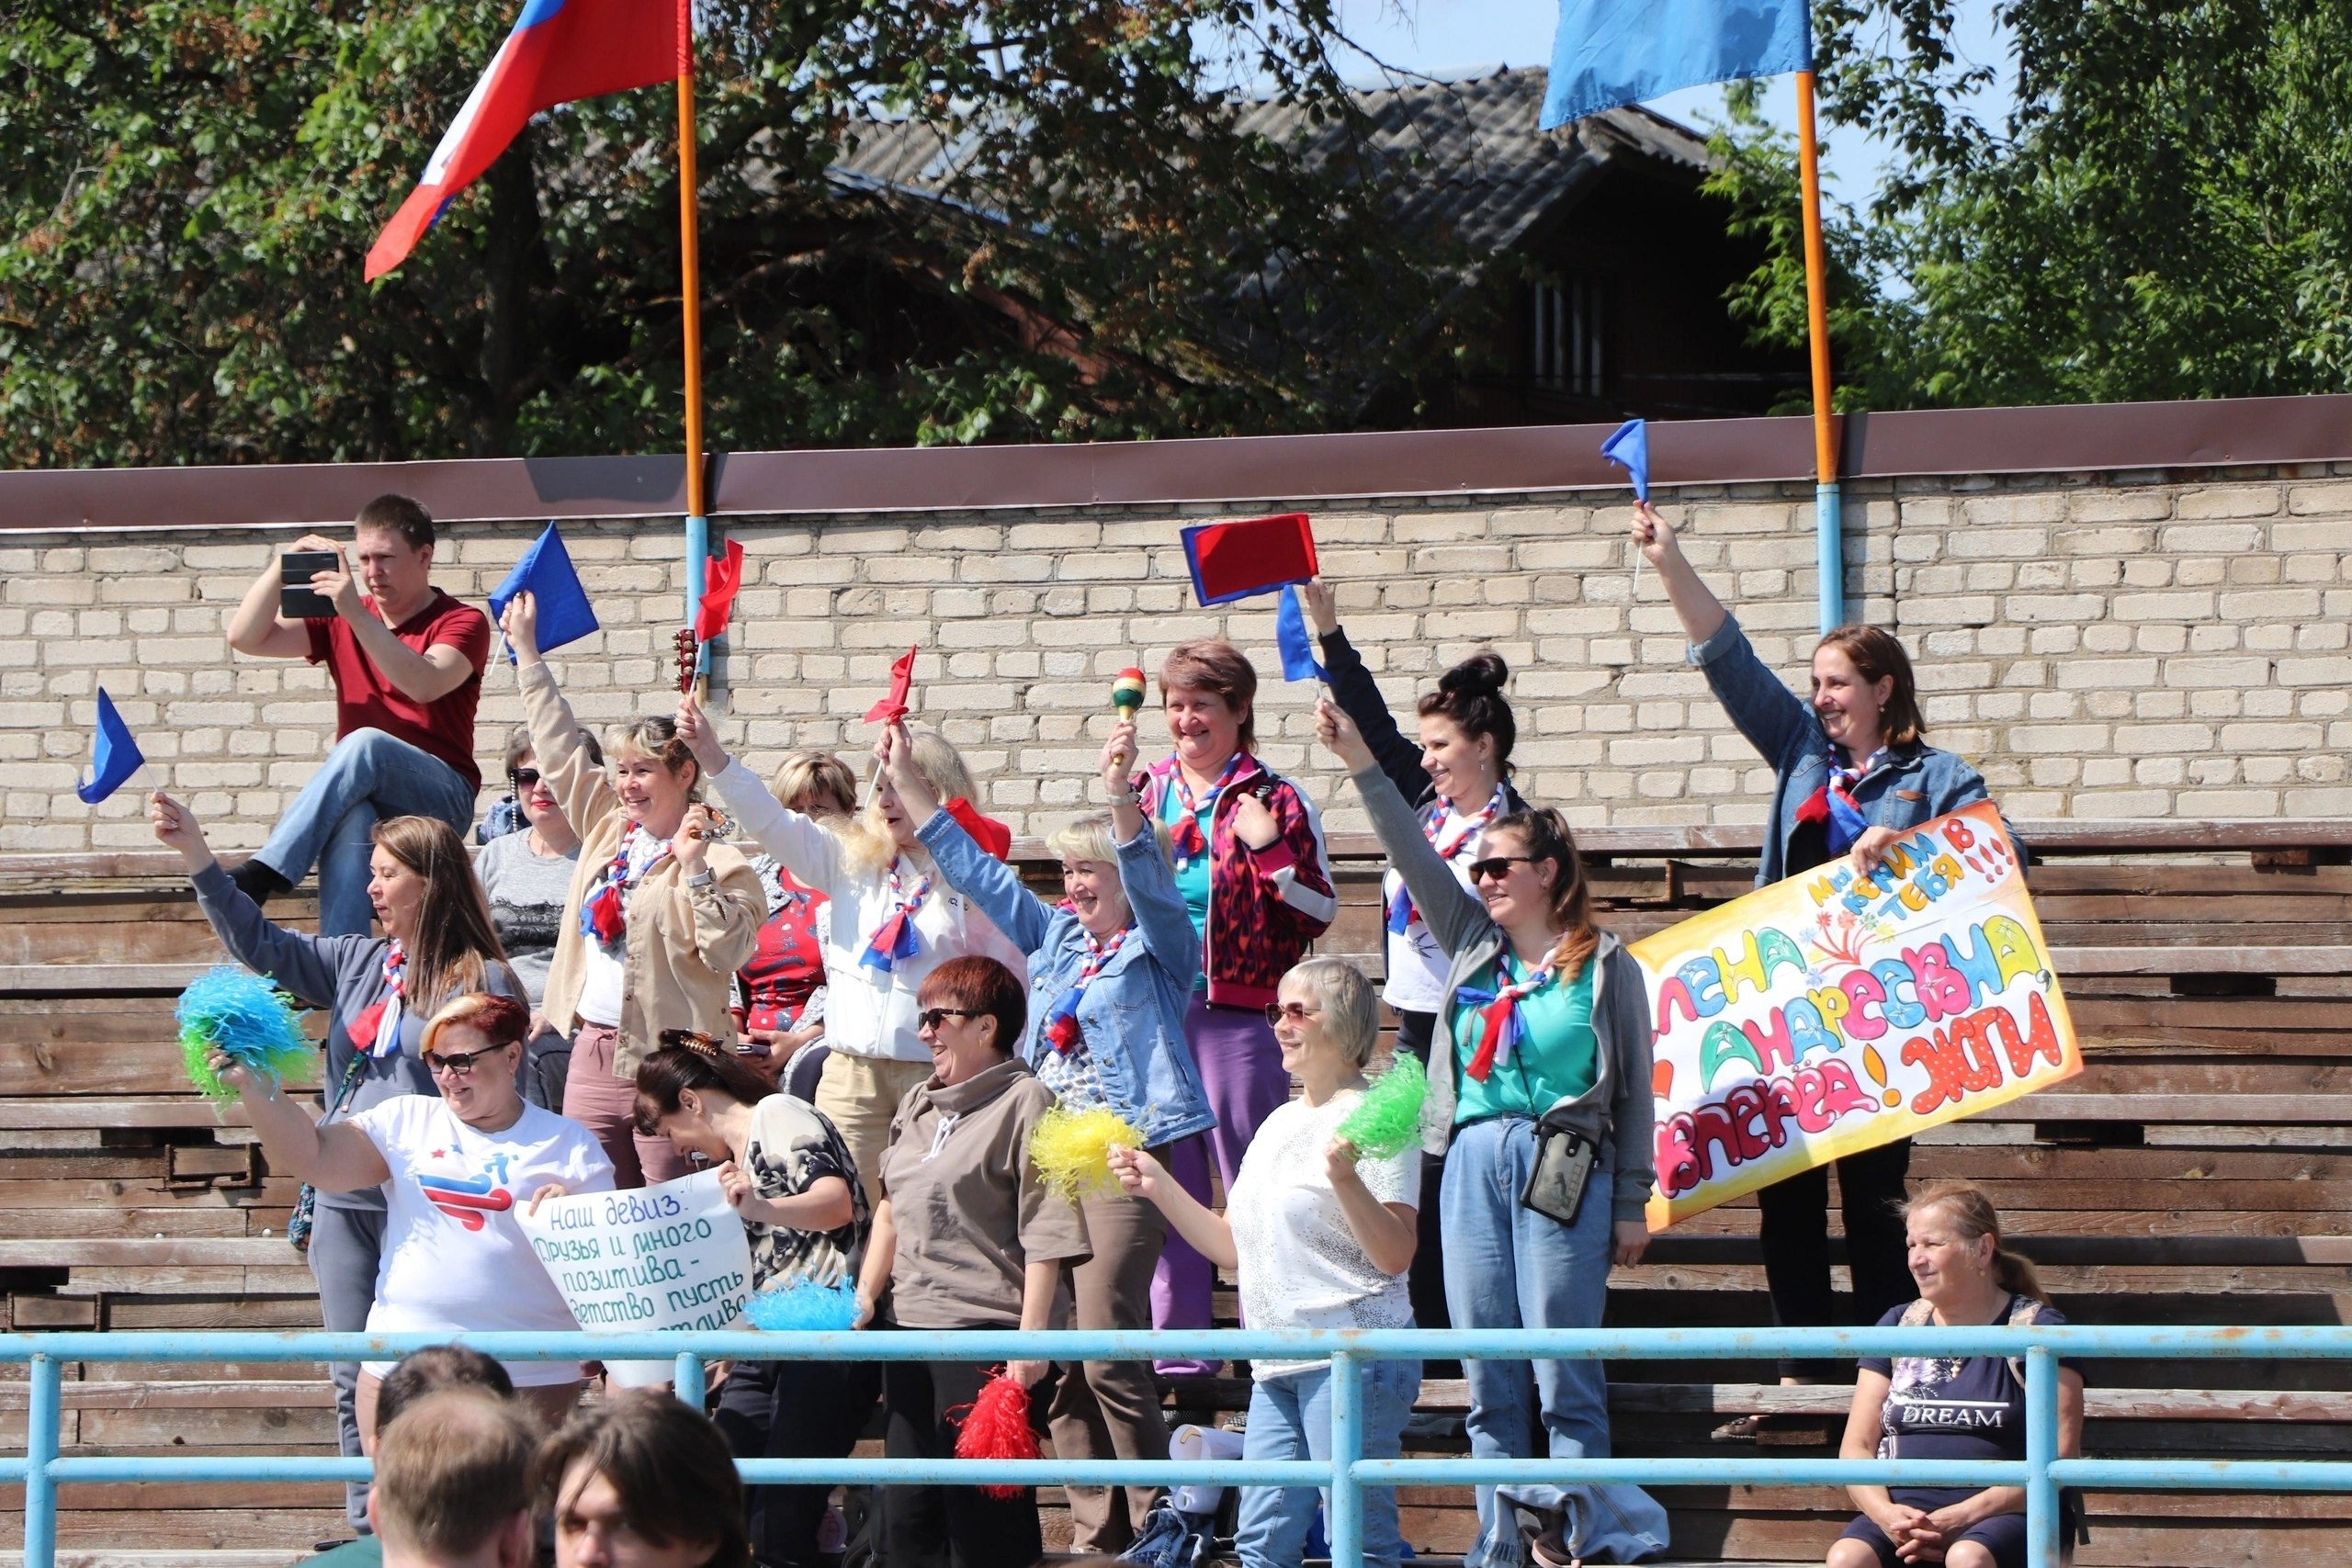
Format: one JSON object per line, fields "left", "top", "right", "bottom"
{"left": 1276, "top": 585, "right": 1329, "bottom": 683}
{"left": 488, "top": 523, "right": 599, "bottom": 663}
{"left": 76, "top": 688, "right": 145, "bottom": 805}
{"left": 1600, "top": 419, "right": 1650, "bottom": 501}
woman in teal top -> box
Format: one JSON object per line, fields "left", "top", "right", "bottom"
{"left": 1319, "top": 696, "right": 1671, "bottom": 1568}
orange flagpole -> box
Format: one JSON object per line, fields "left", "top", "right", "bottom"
{"left": 676, "top": 0, "right": 711, "bottom": 692}
{"left": 1794, "top": 68, "right": 1843, "bottom": 631}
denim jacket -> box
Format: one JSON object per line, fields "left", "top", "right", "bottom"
{"left": 915, "top": 808, "right": 1216, "bottom": 1148}
{"left": 1690, "top": 615, "right": 2005, "bottom": 888}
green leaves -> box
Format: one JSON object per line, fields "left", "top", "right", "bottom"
{"left": 3, "top": 0, "right": 1455, "bottom": 464}
{"left": 1704, "top": 0, "right": 2352, "bottom": 410}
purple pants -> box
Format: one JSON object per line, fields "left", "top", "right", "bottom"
{"left": 1150, "top": 996, "right": 1291, "bottom": 1364}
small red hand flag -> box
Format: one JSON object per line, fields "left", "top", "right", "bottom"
{"left": 865, "top": 645, "right": 919, "bottom": 725}
{"left": 694, "top": 538, "right": 744, "bottom": 641}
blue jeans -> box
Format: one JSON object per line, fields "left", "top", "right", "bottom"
{"left": 1442, "top": 1118, "right": 1669, "bottom": 1566}
{"left": 1238, "top": 1359, "right": 1419, "bottom": 1568}
{"left": 255, "top": 728, "right": 477, "bottom": 937}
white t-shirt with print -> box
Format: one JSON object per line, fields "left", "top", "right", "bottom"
{"left": 349, "top": 1094, "right": 616, "bottom": 1385}
{"left": 1226, "top": 1089, "right": 1418, "bottom": 1380}
{"left": 1382, "top": 797, "right": 1493, "bottom": 1014}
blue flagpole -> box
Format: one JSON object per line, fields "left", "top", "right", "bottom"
{"left": 1796, "top": 68, "right": 1844, "bottom": 634}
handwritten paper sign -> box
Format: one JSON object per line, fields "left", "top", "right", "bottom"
{"left": 1634, "top": 802, "right": 2080, "bottom": 1231}
{"left": 518, "top": 1168, "right": 752, "bottom": 1382}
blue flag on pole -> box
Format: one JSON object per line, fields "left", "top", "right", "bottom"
{"left": 488, "top": 523, "right": 599, "bottom": 663}
{"left": 1275, "top": 585, "right": 1329, "bottom": 683}
{"left": 1541, "top": 0, "right": 1811, "bottom": 130}
{"left": 77, "top": 688, "right": 145, "bottom": 805}
{"left": 1600, "top": 418, "right": 1650, "bottom": 501}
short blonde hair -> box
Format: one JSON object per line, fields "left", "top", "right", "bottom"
{"left": 770, "top": 750, "right": 856, "bottom": 819}
{"left": 1283, "top": 957, "right": 1380, "bottom": 1067}
{"left": 604, "top": 716, "right": 702, "bottom": 798}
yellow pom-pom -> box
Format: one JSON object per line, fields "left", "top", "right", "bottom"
{"left": 1026, "top": 1104, "right": 1145, "bottom": 1201}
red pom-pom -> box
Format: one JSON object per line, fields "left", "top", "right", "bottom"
{"left": 950, "top": 1371, "right": 1041, "bottom": 1498}
{"left": 1046, "top": 1013, "right": 1083, "bottom": 1054}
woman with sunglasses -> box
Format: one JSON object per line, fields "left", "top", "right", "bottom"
{"left": 673, "top": 692, "right": 1025, "bottom": 1217}
{"left": 1111, "top": 957, "right": 1420, "bottom": 1568}
{"left": 1317, "top": 699, "right": 1671, "bottom": 1568}
{"left": 150, "top": 792, "right": 526, "bottom": 1533}
{"left": 1299, "top": 579, "right": 1529, "bottom": 1331}
{"left": 475, "top": 724, "right": 602, "bottom": 1110}
{"left": 503, "top": 591, "right": 767, "bottom": 1189}
{"left": 852, "top": 955, "right": 1089, "bottom": 1568}
{"left": 1633, "top": 502, "right": 2009, "bottom": 1435}
{"left": 876, "top": 712, "right": 1208, "bottom": 1554}
{"left": 633, "top": 1039, "right": 868, "bottom": 1568}
{"left": 208, "top": 992, "right": 612, "bottom": 1440}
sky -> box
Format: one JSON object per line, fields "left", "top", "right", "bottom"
{"left": 1309, "top": 0, "right": 2015, "bottom": 205}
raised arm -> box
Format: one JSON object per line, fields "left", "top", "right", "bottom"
{"left": 152, "top": 792, "right": 350, "bottom": 1009}
{"left": 1301, "top": 578, "right": 1425, "bottom": 803}
{"left": 317, "top": 548, "right": 475, "bottom": 703}
{"left": 1632, "top": 504, "right": 1815, "bottom": 764}
{"left": 675, "top": 692, "right": 848, "bottom": 894}
{"left": 215, "top": 1055, "right": 390, "bottom": 1190}
{"left": 506, "top": 593, "right": 618, "bottom": 837}
{"left": 1631, "top": 502, "right": 1727, "bottom": 647}
{"left": 1315, "top": 699, "right": 1487, "bottom": 958}
{"left": 225, "top": 535, "right": 335, "bottom": 659}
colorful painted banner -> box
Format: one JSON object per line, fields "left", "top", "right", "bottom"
{"left": 1634, "top": 802, "right": 2079, "bottom": 1231}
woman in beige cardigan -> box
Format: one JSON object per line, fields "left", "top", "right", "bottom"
{"left": 502, "top": 591, "right": 764, "bottom": 1185}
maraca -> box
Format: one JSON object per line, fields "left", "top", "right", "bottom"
{"left": 1111, "top": 667, "right": 1147, "bottom": 716}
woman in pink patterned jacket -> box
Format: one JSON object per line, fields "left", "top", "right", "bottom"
{"left": 1131, "top": 637, "right": 1337, "bottom": 1367}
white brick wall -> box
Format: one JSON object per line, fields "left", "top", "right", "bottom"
{"left": 11, "top": 465, "right": 2351, "bottom": 854}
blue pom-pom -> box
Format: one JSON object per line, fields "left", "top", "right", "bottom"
{"left": 744, "top": 1278, "right": 860, "bottom": 1333}
{"left": 178, "top": 966, "right": 311, "bottom": 1100}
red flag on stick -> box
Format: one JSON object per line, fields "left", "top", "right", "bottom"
{"left": 694, "top": 538, "right": 744, "bottom": 641}
{"left": 865, "top": 645, "right": 919, "bottom": 725}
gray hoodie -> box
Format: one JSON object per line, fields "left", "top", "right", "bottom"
{"left": 190, "top": 863, "right": 524, "bottom": 1213}
{"left": 1351, "top": 764, "right": 1657, "bottom": 1224}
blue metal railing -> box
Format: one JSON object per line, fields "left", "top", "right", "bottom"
{"left": 7, "top": 1325, "right": 2352, "bottom": 1568}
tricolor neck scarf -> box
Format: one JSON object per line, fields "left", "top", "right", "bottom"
{"left": 580, "top": 826, "right": 670, "bottom": 953}
{"left": 1166, "top": 752, "right": 1249, "bottom": 865}
{"left": 1387, "top": 784, "right": 1508, "bottom": 936}
{"left": 1795, "top": 742, "right": 1893, "bottom": 856}
{"left": 861, "top": 860, "right": 933, "bottom": 974}
{"left": 1454, "top": 940, "right": 1571, "bottom": 1083}
{"left": 1043, "top": 926, "right": 1129, "bottom": 1054}
{"left": 346, "top": 939, "right": 408, "bottom": 1059}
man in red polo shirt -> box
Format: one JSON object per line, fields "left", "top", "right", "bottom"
{"left": 223, "top": 494, "right": 490, "bottom": 936}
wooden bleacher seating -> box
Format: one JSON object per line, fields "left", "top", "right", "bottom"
{"left": 0, "top": 825, "right": 2347, "bottom": 1565}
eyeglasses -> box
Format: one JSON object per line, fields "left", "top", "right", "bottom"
{"left": 509, "top": 768, "right": 543, "bottom": 789}
{"left": 424, "top": 1045, "right": 506, "bottom": 1077}
{"left": 1263, "top": 1001, "right": 1322, "bottom": 1026}
{"left": 1467, "top": 855, "right": 1537, "bottom": 883}
{"left": 917, "top": 1007, "right": 979, "bottom": 1032}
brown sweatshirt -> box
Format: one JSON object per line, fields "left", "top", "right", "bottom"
{"left": 879, "top": 1056, "right": 1091, "bottom": 1330}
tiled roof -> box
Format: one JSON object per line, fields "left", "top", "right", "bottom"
{"left": 821, "top": 64, "right": 1709, "bottom": 255}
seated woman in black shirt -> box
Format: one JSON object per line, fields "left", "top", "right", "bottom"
{"left": 1831, "top": 1180, "right": 2084, "bottom": 1568}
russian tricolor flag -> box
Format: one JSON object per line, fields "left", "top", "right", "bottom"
{"left": 366, "top": 0, "right": 682, "bottom": 281}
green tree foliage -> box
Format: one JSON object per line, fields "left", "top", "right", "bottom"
{"left": 1702, "top": 0, "right": 2352, "bottom": 410}
{"left": 0, "top": 1, "right": 1470, "bottom": 465}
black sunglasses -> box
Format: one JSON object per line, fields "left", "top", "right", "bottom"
{"left": 918, "top": 1007, "right": 979, "bottom": 1032}
{"left": 1263, "top": 1000, "right": 1321, "bottom": 1026}
{"left": 424, "top": 1044, "right": 509, "bottom": 1077}
{"left": 1467, "top": 855, "right": 1536, "bottom": 883}
{"left": 509, "top": 767, "right": 542, "bottom": 788}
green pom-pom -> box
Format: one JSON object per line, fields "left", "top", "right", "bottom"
{"left": 177, "top": 966, "right": 312, "bottom": 1101}
{"left": 1335, "top": 1050, "right": 1427, "bottom": 1160}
